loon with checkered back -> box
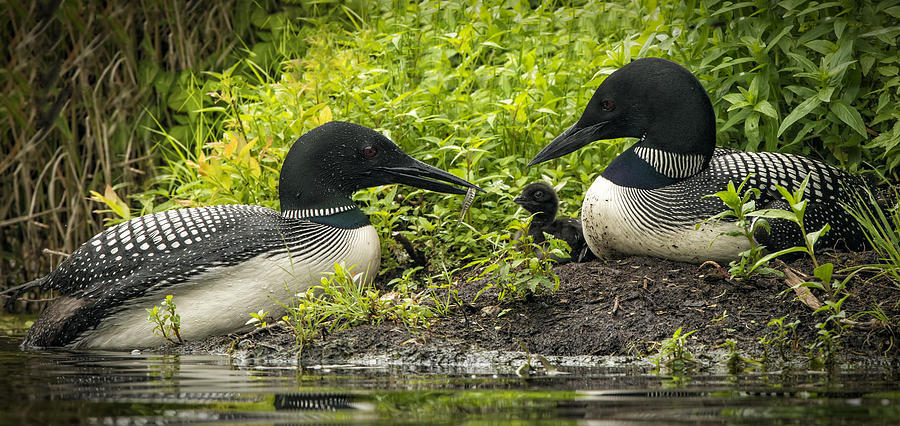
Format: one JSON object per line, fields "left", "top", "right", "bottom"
{"left": 528, "top": 57, "right": 872, "bottom": 263}
{"left": 5, "top": 121, "right": 479, "bottom": 349}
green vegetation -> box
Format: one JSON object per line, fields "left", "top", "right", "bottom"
{"left": 467, "top": 219, "right": 565, "bottom": 302}
{"left": 703, "top": 174, "right": 783, "bottom": 280}
{"left": 3, "top": 1, "right": 899, "bottom": 360}
{"left": 280, "top": 262, "right": 434, "bottom": 350}
{"left": 653, "top": 327, "right": 697, "bottom": 371}
{"left": 146, "top": 295, "right": 183, "bottom": 345}
{"left": 759, "top": 315, "right": 801, "bottom": 362}
{"left": 848, "top": 188, "right": 900, "bottom": 285}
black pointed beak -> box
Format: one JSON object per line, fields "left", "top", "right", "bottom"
{"left": 527, "top": 121, "right": 608, "bottom": 167}
{"left": 377, "top": 158, "right": 482, "bottom": 195}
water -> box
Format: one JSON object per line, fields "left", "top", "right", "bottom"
{"left": 2, "top": 320, "right": 900, "bottom": 424}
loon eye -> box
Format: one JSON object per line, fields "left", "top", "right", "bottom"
{"left": 600, "top": 99, "right": 615, "bottom": 111}
{"left": 363, "top": 146, "right": 378, "bottom": 158}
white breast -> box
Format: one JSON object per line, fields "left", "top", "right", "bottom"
{"left": 74, "top": 225, "right": 381, "bottom": 350}
{"left": 581, "top": 177, "right": 748, "bottom": 263}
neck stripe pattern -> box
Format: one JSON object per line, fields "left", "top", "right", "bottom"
{"left": 281, "top": 204, "right": 357, "bottom": 219}
{"left": 633, "top": 146, "right": 705, "bottom": 179}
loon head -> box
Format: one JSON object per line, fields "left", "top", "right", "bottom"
{"left": 279, "top": 121, "right": 481, "bottom": 212}
{"left": 513, "top": 182, "right": 559, "bottom": 223}
{"left": 528, "top": 57, "right": 717, "bottom": 166}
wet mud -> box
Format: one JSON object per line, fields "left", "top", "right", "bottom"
{"left": 168, "top": 251, "right": 900, "bottom": 370}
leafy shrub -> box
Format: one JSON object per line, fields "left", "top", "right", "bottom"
{"left": 33, "top": 1, "right": 896, "bottom": 317}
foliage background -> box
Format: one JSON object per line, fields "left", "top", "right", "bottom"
{"left": 2, "top": 0, "right": 898, "bottom": 300}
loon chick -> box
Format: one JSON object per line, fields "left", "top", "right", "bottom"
{"left": 528, "top": 57, "right": 872, "bottom": 263}
{"left": 8, "top": 121, "right": 479, "bottom": 349}
{"left": 513, "top": 182, "right": 595, "bottom": 263}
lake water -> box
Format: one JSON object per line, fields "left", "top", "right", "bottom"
{"left": 2, "top": 317, "right": 899, "bottom": 424}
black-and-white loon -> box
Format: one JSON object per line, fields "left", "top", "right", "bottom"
{"left": 7, "top": 121, "right": 479, "bottom": 349}
{"left": 528, "top": 57, "right": 872, "bottom": 263}
{"left": 513, "top": 182, "right": 595, "bottom": 263}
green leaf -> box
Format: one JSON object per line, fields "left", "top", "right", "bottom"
{"left": 755, "top": 246, "right": 808, "bottom": 266}
{"left": 830, "top": 101, "right": 868, "bottom": 137}
{"left": 806, "top": 223, "right": 831, "bottom": 249}
{"left": 778, "top": 96, "right": 822, "bottom": 136}
{"left": 748, "top": 208, "right": 801, "bottom": 223}
{"left": 754, "top": 100, "right": 778, "bottom": 119}
{"left": 813, "top": 262, "right": 834, "bottom": 284}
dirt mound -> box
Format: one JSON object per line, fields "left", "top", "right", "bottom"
{"left": 171, "top": 252, "right": 899, "bottom": 368}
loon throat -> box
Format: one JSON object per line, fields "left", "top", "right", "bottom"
{"left": 633, "top": 146, "right": 706, "bottom": 179}
{"left": 282, "top": 204, "right": 358, "bottom": 220}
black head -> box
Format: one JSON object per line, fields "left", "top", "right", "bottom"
{"left": 279, "top": 121, "right": 481, "bottom": 211}
{"left": 528, "top": 57, "right": 716, "bottom": 166}
{"left": 513, "top": 182, "right": 558, "bottom": 222}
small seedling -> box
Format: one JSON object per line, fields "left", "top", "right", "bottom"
{"left": 246, "top": 309, "right": 271, "bottom": 328}
{"left": 146, "top": 295, "right": 183, "bottom": 345}
{"left": 759, "top": 315, "right": 800, "bottom": 362}
{"left": 653, "top": 327, "right": 697, "bottom": 371}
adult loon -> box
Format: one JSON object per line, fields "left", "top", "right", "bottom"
{"left": 528, "top": 57, "right": 872, "bottom": 263}
{"left": 6, "top": 121, "right": 479, "bottom": 349}
{"left": 513, "top": 182, "right": 595, "bottom": 263}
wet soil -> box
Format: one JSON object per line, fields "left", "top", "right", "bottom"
{"left": 170, "top": 251, "right": 900, "bottom": 369}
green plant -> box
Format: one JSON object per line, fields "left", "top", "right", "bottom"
{"left": 747, "top": 174, "right": 833, "bottom": 272}
{"left": 281, "top": 262, "right": 434, "bottom": 346}
{"left": 466, "top": 219, "right": 565, "bottom": 303}
{"left": 246, "top": 309, "right": 271, "bottom": 329}
{"left": 146, "top": 295, "right": 183, "bottom": 345}
{"left": 846, "top": 187, "right": 900, "bottom": 286}
{"left": 653, "top": 327, "right": 697, "bottom": 371}
{"left": 703, "top": 174, "right": 783, "bottom": 279}
{"left": 759, "top": 315, "right": 800, "bottom": 362}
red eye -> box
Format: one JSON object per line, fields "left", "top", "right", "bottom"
{"left": 601, "top": 100, "right": 615, "bottom": 111}
{"left": 363, "top": 146, "right": 377, "bottom": 158}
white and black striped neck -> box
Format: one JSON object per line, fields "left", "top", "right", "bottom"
{"left": 601, "top": 143, "right": 711, "bottom": 190}
{"left": 281, "top": 203, "right": 369, "bottom": 229}
{"left": 281, "top": 204, "right": 357, "bottom": 220}
{"left": 633, "top": 146, "right": 707, "bottom": 179}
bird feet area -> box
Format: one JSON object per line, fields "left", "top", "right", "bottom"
{"left": 170, "top": 251, "right": 899, "bottom": 369}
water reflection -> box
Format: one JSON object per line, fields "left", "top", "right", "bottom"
{"left": 1, "top": 329, "right": 899, "bottom": 424}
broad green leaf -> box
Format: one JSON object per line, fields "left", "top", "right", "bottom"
{"left": 755, "top": 246, "right": 808, "bottom": 265}
{"left": 778, "top": 96, "right": 822, "bottom": 136}
{"left": 748, "top": 208, "right": 800, "bottom": 223}
{"left": 806, "top": 223, "right": 831, "bottom": 249}
{"left": 813, "top": 262, "right": 834, "bottom": 284}
{"left": 830, "top": 101, "right": 868, "bottom": 137}
{"left": 754, "top": 100, "right": 778, "bottom": 119}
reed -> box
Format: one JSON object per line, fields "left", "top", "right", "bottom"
{"left": 0, "top": 0, "right": 275, "bottom": 310}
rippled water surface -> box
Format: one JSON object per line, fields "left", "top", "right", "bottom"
{"left": 2, "top": 318, "right": 900, "bottom": 424}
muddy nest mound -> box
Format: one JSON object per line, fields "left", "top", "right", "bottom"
{"left": 172, "top": 251, "right": 899, "bottom": 369}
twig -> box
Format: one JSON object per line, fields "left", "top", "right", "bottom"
{"left": 0, "top": 207, "right": 66, "bottom": 227}
{"left": 42, "top": 248, "right": 71, "bottom": 258}
{"left": 609, "top": 295, "right": 620, "bottom": 315}
{"left": 698, "top": 260, "right": 730, "bottom": 279}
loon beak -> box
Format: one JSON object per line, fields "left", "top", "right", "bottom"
{"left": 377, "top": 158, "right": 482, "bottom": 195}
{"left": 527, "top": 121, "right": 608, "bottom": 167}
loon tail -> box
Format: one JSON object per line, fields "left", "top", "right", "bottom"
{"left": 1, "top": 277, "right": 48, "bottom": 311}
